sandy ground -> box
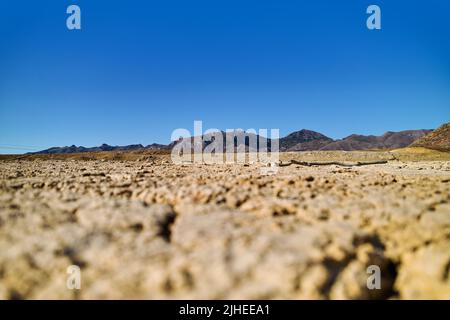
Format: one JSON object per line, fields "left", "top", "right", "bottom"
{"left": 0, "top": 151, "right": 450, "bottom": 299}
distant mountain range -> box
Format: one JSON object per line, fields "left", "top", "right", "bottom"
{"left": 32, "top": 125, "right": 447, "bottom": 154}
{"left": 320, "top": 130, "right": 433, "bottom": 151}
{"left": 34, "top": 143, "right": 170, "bottom": 154}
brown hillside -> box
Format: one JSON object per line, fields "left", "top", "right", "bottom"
{"left": 411, "top": 123, "right": 450, "bottom": 151}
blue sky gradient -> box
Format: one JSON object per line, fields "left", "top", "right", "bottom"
{"left": 1, "top": 1, "right": 449, "bottom": 153}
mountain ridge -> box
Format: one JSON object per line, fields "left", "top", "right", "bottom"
{"left": 31, "top": 127, "right": 439, "bottom": 154}
{"left": 410, "top": 123, "right": 450, "bottom": 151}
{"left": 321, "top": 129, "right": 432, "bottom": 151}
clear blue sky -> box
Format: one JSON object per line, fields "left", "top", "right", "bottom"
{"left": 1, "top": 0, "right": 449, "bottom": 153}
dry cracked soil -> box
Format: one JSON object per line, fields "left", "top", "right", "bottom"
{"left": 1, "top": 151, "right": 450, "bottom": 299}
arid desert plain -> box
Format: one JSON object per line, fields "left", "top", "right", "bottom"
{"left": 1, "top": 148, "right": 450, "bottom": 299}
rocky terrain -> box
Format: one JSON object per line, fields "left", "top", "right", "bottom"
{"left": 1, "top": 150, "right": 450, "bottom": 299}
{"left": 411, "top": 123, "right": 450, "bottom": 151}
